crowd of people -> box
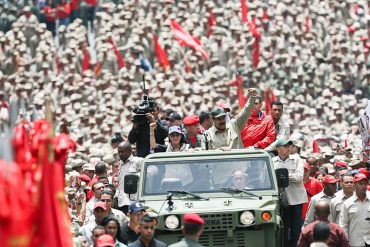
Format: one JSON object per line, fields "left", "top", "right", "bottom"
{"left": 0, "top": 0, "right": 369, "bottom": 246}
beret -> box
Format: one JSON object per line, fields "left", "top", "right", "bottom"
{"left": 322, "top": 175, "right": 338, "bottom": 184}
{"left": 184, "top": 213, "right": 205, "bottom": 225}
{"left": 183, "top": 115, "right": 200, "bottom": 126}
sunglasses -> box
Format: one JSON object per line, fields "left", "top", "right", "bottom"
{"left": 169, "top": 133, "right": 181, "bottom": 137}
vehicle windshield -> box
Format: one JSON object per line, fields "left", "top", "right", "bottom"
{"left": 142, "top": 158, "right": 274, "bottom": 195}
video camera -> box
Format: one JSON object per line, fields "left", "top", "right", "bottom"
{"left": 132, "top": 76, "right": 155, "bottom": 125}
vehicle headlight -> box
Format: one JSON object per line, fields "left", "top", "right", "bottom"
{"left": 165, "top": 215, "right": 180, "bottom": 230}
{"left": 240, "top": 211, "right": 255, "bottom": 225}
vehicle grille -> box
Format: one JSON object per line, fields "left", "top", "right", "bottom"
{"left": 201, "top": 213, "right": 234, "bottom": 231}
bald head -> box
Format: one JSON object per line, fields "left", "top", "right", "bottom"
{"left": 315, "top": 200, "right": 330, "bottom": 219}
{"left": 118, "top": 141, "right": 132, "bottom": 161}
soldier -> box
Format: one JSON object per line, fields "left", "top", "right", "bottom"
{"left": 168, "top": 214, "right": 205, "bottom": 247}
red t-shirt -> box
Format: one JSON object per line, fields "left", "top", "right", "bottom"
{"left": 71, "top": 0, "right": 79, "bottom": 10}
{"left": 57, "top": 3, "right": 71, "bottom": 19}
{"left": 189, "top": 136, "right": 197, "bottom": 146}
{"left": 43, "top": 6, "right": 56, "bottom": 22}
{"left": 302, "top": 177, "right": 323, "bottom": 220}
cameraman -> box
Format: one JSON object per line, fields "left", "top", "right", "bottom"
{"left": 128, "top": 102, "right": 168, "bottom": 157}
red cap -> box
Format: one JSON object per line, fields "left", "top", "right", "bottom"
{"left": 183, "top": 115, "right": 200, "bottom": 126}
{"left": 354, "top": 173, "right": 368, "bottom": 183}
{"left": 322, "top": 175, "right": 338, "bottom": 184}
{"left": 303, "top": 162, "right": 310, "bottom": 170}
{"left": 367, "top": 185, "right": 370, "bottom": 191}
{"left": 359, "top": 168, "right": 370, "bottom": 178}
{"left": 78, "top": 174, "right": 91, "bottom": 183}
{"left": 361, "top": 36, "right": 368, "bottom": 41}
{"left": 216, "top": 103, "right": 231, "bottom": 112}
{"left": 184, "top": 213, "right": 205, "bottom": 225}
{"left": 97, "top": 234, "right": 115, "bottom": 247}
{"left": 335, "top": 161, "right": 348, "bottom": 168}
{"left": 93, "top": 201, "right": 108, "bottom": 211}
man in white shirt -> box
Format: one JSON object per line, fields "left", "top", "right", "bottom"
{"left": 117, "top": 141, "right": 143, "bottom": 214}
{"left": 330, "top": 174, "right": 354, "bottom": 223}
{"left": 272, "top": 139, "right": 307, "bottom": 247}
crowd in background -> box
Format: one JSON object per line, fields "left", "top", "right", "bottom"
{"left": 0, "top": 0, "right": 370, "bottom": 246}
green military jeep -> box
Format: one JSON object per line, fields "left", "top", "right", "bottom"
{"left": 124, "top": 149, "right": 288, "bottom": 247}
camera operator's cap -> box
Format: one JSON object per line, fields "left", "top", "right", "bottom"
{"left": 211, "top": 107, "right": 227, "bottom": 118}
{"left": 129, "top": 202, "right": 145, "bottom": 213}
{"left": 169, "top": 126, "right": 182, "bottom": 135}
{"left": 359, "top": 168, "right": 370, "bottom": 178}
{"left": 184, "top": 213, "right": 205, "bottom": 225}
{"left": 183, "top": 115, "right": 200, "bottom": 126}
{"left": 354, "top": 173, "right": 368, "bottom": 183}
{"left": 97, "top": 234, "right": 115, "bottom": 247}
{"left": 94, "top": 201, "right": 108, "bottom": 211}
{"left": 82, "top": 163, "right": 95, "bottom": 171}
{"left": 274, "top": 139, "right": 293, "bottom": 148}
{"left": 322, "top": 175, "right": 338, "bottom": 184}
{"left": 167, "top": 112, "right": 182, "bottom": 122}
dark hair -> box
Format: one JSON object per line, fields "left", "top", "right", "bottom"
{"left": 183, "top": 222, "right": 203, "bottom": 236}
{"left": 95, "top": 162, "right": 107, "bottom": 176}
{"left": 255, "top": 96, "right": 262, "bottom": 103}
{"left": 341, "top": 173, "right": 353, "bottom": 181}
{"left": 140, "top": 215, "right": 157, "bottom": 224}
{"left": 199, "top": 111, "right": 211, "bottom": 124}
{"left": 111, "top": 133, "right": 124, "bottom": 144}
{"left": 271, "top": 101, "right": 283, "bottom": 109}
{"left": 101, "top": 190, "right": 114, "bottom": 198}
{"left": 92, "top": 225, "right": 105, "bottom": 234}
{"left": 165, "top": 108, "right": 174, "bottom": 116}
{"left": 318, "top": 166, "right": 328, "bottom": 174}
{"left": 313, "top": 222, "right": 330, "bottom": 242}
{"left": 104, "top": 184, "right": 116, "bottom": 195}
{"left": 98, "top": 176, "right": 109, "bottom": 184}
{"left": 101, "top": 216, "right": 123, "bottom": 242}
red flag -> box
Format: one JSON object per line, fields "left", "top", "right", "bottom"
{"left": 108, "top": 37, "right": 125, "bottom": 68}
{"left": 249, "top": 18, "right": 261, "bottom": 69}
{"left": 207, "top": 9, "right": 215, "bottom": 37}
{"left": 312, "top": 140, "right": 320, "bottom": 153}
{"left": 82, "top": 45, "right": 90, "bottom": 72}
{"left": 262, "top": 8, "right": 268, "bottom": 23}
{"left": 241, "top": 0, "right": 248, "bottom": 24}
{"left": 231, "top": 74, "right": 247, "bottom": 108}
{"left": 31, "top": 120, "right": 74, "bottom": 247}
{"left": 344, "top": 139, "right": 349, "bottom": 148}
{"left": 264, "top": 89, "right": 272, "bottom": 115}
{"left": 305, "top": 16, "right": 309, "bottom": 33}
{"left": 170, "top": 20, "right": 209, "bottom": 60}
{"left": 153, "top": 35, "right": 170, "bottom": 72}
{"left": 270, "top": 89, "right": 276, "bottom": 102}
{"left": 95, "top": 62, "right": 101, "bottom": 77}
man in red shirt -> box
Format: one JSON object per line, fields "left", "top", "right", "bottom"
{"left": 84, "top": 0, "right": 97, "bottom": 29}
{"left": 241, "top": 96, "right": 276, "bottom": 149}
{"left": 183, "top": 115, "right": 203, "bottom": 148}
{"left": 297, "top": 200, "right": 350, "bottom": 247}
{"left": 70, "top": 0, "right": 79, "bottom": 22}
{"left": 42, "top": 0, "right": 57, "bottom": 36}
{"left": 302, "top": 162, "right": 323, "bottom": 222}
{"left": 57, "top": 0, "right": 71, "bottom": 27}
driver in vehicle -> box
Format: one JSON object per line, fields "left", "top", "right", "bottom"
{"left": 231, "top": 170, "right": 249, "bottom": 189}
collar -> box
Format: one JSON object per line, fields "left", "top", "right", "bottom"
{"left": 139, "top": 238, "right": 154, "bottom": 247}
{"left": 123, "top": 155, "right": 134, "bottom": 164}
{"left": 353, "top": 191, "right": 370, "bottom": 202}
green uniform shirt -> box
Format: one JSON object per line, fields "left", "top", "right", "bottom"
{"left": 168, "top": 237, "right": 204, "bottom": 247}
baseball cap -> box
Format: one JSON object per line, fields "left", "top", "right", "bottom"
{"left": 167, "top": 112, "right": 182, "bottom": 121}
{"left": 274, "top": 139, "right": 293, "bottom": 148}
{"left": 97, "top": 234, "right": 115, "bottom": 247}
{"left": 354, "top": 172, "right": 368, "bottom": 183}
{"left": 335, "top": 161, "right": 348, "bottom": 168}
{"left": 303, "top": 162, "right": 310, "bottom": 170}
{"left": 78, "top": 174, "right": 91, "bottom": 183}
{"left": 322, "top": 175, "right": 338, "bottom": 184}
{"left": 184, "top": 213, "right": 205, "bottom": 225}
{"left": 168, "top": 126, "right": 182, "bottom": 135}
{"left": 216, "top": 102, "right": 231, "bottom": 112}
{"left": 129, "top": 201, "right": 145, "bottom": 213}
{"left": 94, "top": 201, "right": 108, "bottom": 211}
{"left": 359, "top": 168, "right": 370, "bottom": 178}
{"left": 211, "top": 107, "right": 227, "bottom": 118}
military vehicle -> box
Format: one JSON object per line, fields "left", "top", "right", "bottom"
{"left": 124, "top": 149, "right": 289, "bottom": 247}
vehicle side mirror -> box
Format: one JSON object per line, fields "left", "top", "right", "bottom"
{"left": 124, "top": 174, "right": 139, "bottom": 194}
{"left": 275, "top": 168, "right": 289, "bottom": 188}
